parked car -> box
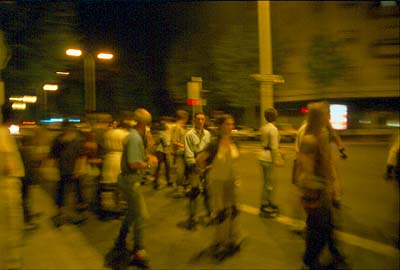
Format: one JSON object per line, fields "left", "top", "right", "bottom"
{"left": 232, "top": 125, "right": 258, "bottom": 141}
{"left": 276, "top": 123, "right": 297, "bottom": 143}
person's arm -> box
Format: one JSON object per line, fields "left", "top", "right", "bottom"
{"left": 295, "top": 124, "right": 306, "bottom": 153}
{"left": 184, "top": 132, "right": 196, "bottom": 166}
{"left": 271, "top": 127, "right": 284, "bottom": 166}
{"left": 327, "top": 123, "right": 347, "bottom": 158}
{"left": 318, "top": 130, "right": 334, "bottom": 182}
{"left": 195, "top": 150, "right": 210, "bottom": 174}
{"left": 385, "top": 135, "right": 400, "bottom": 179}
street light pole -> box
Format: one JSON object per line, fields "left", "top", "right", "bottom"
{"left": 84, "top": 53, "right": 96, "bottom": 112}
{"left": 66, "top": 49, "right": 113, "bottom": 113}
{"left": 252, "top": 1, "right": 284, "bottom": 126}
{"left": 42, "top": 84, "right": 58, "bottom": 118}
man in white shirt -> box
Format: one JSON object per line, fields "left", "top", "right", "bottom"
{"left": 184, "top": 112, "right": 211, "bottom": 229}
{"left": 258, "top": 108, "right": 284, "bottom": 218}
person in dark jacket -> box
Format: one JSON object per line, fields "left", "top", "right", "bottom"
{"left": 50, "top": 120, "right": 86, "bottom": 227}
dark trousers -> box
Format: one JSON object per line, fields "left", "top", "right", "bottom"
{"left": 154, "top": 151, "right": 171, "bottom": 185}
{"left": 303, "top": 206, "right": 343, "bottom": 267}
{"left": 188, "top": 174, "right": 211, "bottom": 220}
{"left": 21, "top": 176, "right": 32, "bottom": 223}
{"left": 56, "top": 174, "right": 84, "bottom": 208}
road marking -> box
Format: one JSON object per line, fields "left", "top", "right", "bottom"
{"left": 238, "top": 203, "right": 400, "bottom": 258}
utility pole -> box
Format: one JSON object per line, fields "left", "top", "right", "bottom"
{"left": 251, "top": 1, "right": 284, "bottom": 126}
{"left": 0, "top": 31, "right": 10, "bottom": 105}
{"left": 84, "top": 53, "right": 96, "bottom": 112}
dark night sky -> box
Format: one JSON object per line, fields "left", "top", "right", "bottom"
{"left": 76, "top": 1, "right": 191, "bottom": 115}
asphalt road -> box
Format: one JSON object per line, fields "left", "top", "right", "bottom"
{"left": 237, "top": 140, "right": 399, "bottom": 247}
{"left": 36, "top": 139, "right": 399, "bottom": 269}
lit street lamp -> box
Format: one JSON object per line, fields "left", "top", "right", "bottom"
{"left": 66, "top": 48, "right": 114, "bottom": 112}
{"left": 43, "top": 84, "right": 59, "bottom": 117}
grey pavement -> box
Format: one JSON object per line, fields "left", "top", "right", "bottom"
{"left": 20, "top": 180, "right": 399, "bottom": 270}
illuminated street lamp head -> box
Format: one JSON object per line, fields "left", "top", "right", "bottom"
{"left": 43, "top": 84, "right": 59, "bottom": 91}
{"left": 56, "top": 71, "right": 70, "bottom": 75}
{"left": 66, "top": 48, "right": 82, "bottom": 57}
{"left": 97, "top": 52, "right": 114, "bottom": 60}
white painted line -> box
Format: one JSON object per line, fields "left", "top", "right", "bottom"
{"left": 336, "top": 231, "right": 399, "bottom": 258}
{"left": 238, "top": 204, "right": 400, "bottom": 258}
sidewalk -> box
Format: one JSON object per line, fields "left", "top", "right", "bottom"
{"left": 21, "top": 183, "right": 400, "bottom": 269}
{"left": 21, "top": 186, "right": 104, "bottom": 270}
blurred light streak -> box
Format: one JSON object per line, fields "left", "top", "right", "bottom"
{"left": 8, "top": 124, "right": 20, "bottom": 134}
{"left": 386, "top": 120, "right": 400, "bottom": 127}
{"left": 11, "top": 102, "right": 26, "bottom": 110}
{"left": 40, "top": 118, "right": 64, "bottom": 123}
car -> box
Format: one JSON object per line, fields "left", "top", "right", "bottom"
{"left": 276, "top": 123, "right": 297, "bottom": 143}
{"left": 232, "top": 125, "right": 258, "bottom": 141}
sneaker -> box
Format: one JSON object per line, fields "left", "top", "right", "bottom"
{"left": 130, "top": 249, "right": 149, "bottom": 269}
{"left": 51, "top": 214, "right": 67, "bottom": 228}
{"left": 70, "top": 213, "right": 88, "bottom": 225}
{"left": 322, "top": 257, "right": 350, "bottom": 270}
{"left": 153, "top": 184, "right": 162, "bottom": 190}
{"left": 185, "top": 218, "right": 197, "bottom": 230}
{"left": 24, "top": 222, "right": 39, "bottom": 231}
{"left": 225, "top": 242, "right": 240, "bottom": 257}
{"left": 259, "top": 205, "right": 278, "bottom": 218}
{"left": 269, "top": 203, "right": 279, "bottom": 211}
{"left": 75, "top": 203, "right": 88, "bottom": 212}
{"left": 167, "top": 182, "right": 176, "bottom": 188}
{"left": 301, "top": 263, "right": 320, "bottom": 270}
{"left": 172, "top": 187, "right": 186, "bottom": 198}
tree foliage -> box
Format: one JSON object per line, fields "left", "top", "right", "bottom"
{"left": 306, "top": 35, "right": 349, "bottom": 88}
{"left": 1, "top": 2, "right": 81, "bottom": 117}
{"left": 166, "top": 2, "right": 259, "bottom": 114}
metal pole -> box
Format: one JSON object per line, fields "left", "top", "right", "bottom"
{"left": 84, "top": 53, "right": 96, "bottom": 112}
{"left": 44, "top": 90, "right": 47, "bottom": 118}
{"left": 257, "top": 0, "right": 274, "bottom": 126}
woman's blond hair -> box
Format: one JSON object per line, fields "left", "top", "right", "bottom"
{"left": 305, "top": 101, "right": 329, "bottom": 135}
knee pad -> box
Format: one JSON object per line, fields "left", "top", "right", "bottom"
{"left": 231, "top": 205, "right": 239, "bottom": 219}
{"left": 187, "top": 186, "right": 200, "bottom": 199}
{"left": 215, "top": 209, "right": 227, "bottom": 224}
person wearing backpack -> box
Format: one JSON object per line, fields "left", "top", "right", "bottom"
{"left": 196, "top": 114, "right": 244, "bottom": 261}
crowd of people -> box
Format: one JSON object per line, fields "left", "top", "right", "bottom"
{"left": 1, "top": 101, "right": 398, "bottom": 270}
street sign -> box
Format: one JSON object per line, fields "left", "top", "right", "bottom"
{"left": 187, "top": 81, "right": 201, "bottom": 99}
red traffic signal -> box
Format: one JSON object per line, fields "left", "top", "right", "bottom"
{"left": 301, "top": 107, "right": 309, "bottom": 113}
{"left": 186, "top": 99, "right": 201, "bottom": 106}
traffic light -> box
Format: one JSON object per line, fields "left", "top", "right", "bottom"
{"left": 186, "top": 99, "right": 201, "bottom": 106}
{"left": 301, "top": 107, "right": 309, "bottom": 113}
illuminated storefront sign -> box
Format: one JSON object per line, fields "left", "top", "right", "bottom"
{"left": 330, "top": 104, "right": 348, "bottom": 130}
